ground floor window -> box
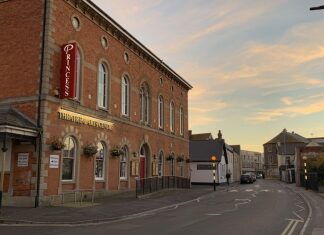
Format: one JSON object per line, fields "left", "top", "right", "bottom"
{"left": 120, "top": 146, "right": 128, "bottom": 180}
{"left": 158, "top": 151, "right": 164, "bottom": 177}
{"left": 62, "top": 136, "right": 76, "bottom": 180}
{"left": 95, "top": 142, "right": 105, "bottom": 180}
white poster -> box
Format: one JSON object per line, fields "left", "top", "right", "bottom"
{"left": 17, "top": 153, "right": 29, "bottom": 167}
{"left": 49, "top": 155, "right": 60, "bottom": 169}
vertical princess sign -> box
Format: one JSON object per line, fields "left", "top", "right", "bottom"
{"left": 60, "top": 42, "right": 77, "bottom": 99}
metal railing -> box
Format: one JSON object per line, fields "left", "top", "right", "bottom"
{"left": 136, "top": 176, "right": 190, "bottom": 197}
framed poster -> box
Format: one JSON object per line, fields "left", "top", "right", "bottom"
{"left": 17, "top": 153, "right": 29, "bottom": 167}
{"left": 131, "top": 161, "right": 139, "bottom": 176}
{"left": 49, "top": 155, "right": 60, "bottom": 168}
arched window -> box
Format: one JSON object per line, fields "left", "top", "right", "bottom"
{"left": 95, "top": 142, "right": 105, "bottom": 180}
{"left": 171, "top": 152, "right": 175, "bottom": 176}
{"left": 140, "top": 84, "right": 150, "bottom": 124}
{"left": 62, "top": 136, "right": 77, "bottom": 180}
{"left": 158, "top": 96, "right": 164, "bottom": 129}
{"left": 158, "top": 151, "right": 164, "bottom": 177}
{"left": 170, "top": 102, "right": 175, "bottom": 133}
{"left": 75, "top": 48, "right": 81, "bottom": 101}
{"left": 179, "top": 107, "right": 184, "bottom": 135}
{"left": 121, "top": 75, "right": 130, "bottom": 116}
{"left": 98, "top": 63, "right": 108, "bottom": 109}
{"left": 120, "top": 146, "right": 128, "bottom": 179}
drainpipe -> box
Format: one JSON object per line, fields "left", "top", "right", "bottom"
{"left": 35, "top": 0, "right": 48, "bottom": 208}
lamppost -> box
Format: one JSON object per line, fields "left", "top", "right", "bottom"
{"left": 302, "top": 155, "right": 308, "bottom": 190}
{"left": 211, "top": 155, "right": 217, "bottom": 191}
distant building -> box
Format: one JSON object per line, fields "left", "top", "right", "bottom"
{"left": 189, "top": 131, "right": 213, "bottom": 141}
{"left": 189, "top": 131, "right": 237, "bottom": 184}
{"left": 263, "top": 129, "right": 309, "bottom": 179}
{"left": 240, "top": 150, "right": 262, "bottom": 175}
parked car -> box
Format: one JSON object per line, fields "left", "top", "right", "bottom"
{"left": 240, "top": 173, "right": 254, "bottom": 184}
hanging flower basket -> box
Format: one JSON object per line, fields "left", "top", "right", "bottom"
{"left": 185, "top": 158, "right": 191, "bottom": 163}
{"left": 166, "top": 155, "right": 174, "bottom": 161}
{"left": 110, "top": 147, "right": 123, "bottom": 157}
{"left": 177, "top": 155, "right": 184, "bottom": 162}
{"left": 83, "top": 143, "right": 98, "bottom": 157}
{"left": 50, "top": 137, "right": 65, "bottom": 151}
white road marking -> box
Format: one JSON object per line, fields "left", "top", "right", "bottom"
{"left": 206, "top": 213, "right": 221, "bottom": 216}
{"left": 254, "top": 185, "right": 260, "bottom": 188}
{"left": 229, "top": 190, "right": 238, "bottom": 192}
{"left": 278, "top": 190, "right": 283, "bottom": 193}
{"left": 245, "top": 189, "right": 253, "bottom": 192}
{"left": 281, "top": 219, "right": 303, "bottom": 235}
{"left": 260, "top": 189, "right": 270, "bottom": 192}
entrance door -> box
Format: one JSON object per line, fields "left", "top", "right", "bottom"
{"left": 140, "top": 156, "right": 145, "bottom": 179}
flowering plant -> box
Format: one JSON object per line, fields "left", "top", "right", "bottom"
{"left": 166, "top": 155, "right": 174, "bottom": 161}
{"left": 111, "top": 147, "right": 123, "bottom": 157}
{"left": 177, "top": 155, "right": 184, "bottom": 162}
{"left": 83, "top": 143, "right": 98, "bottom": 157}
{"left": 50, "top": 137, "right": 65, "bottom": 150}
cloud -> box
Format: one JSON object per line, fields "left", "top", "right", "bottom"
{"left": 281, "top": 97, "right": 293, "bottom": 105}
{"left": 248, "top": 100, "right": 324, "bottom": 122}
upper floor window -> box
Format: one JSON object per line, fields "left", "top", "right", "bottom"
{"left": 98, "top": 63, "right": 108, "bottom": 109}
{"left": 158, "top": 96, "right": 164, "bottom": 129}
{"left": 121, "top": 75, "right": 130, "bottom": 116}
{"left": 140, "top": 83, "right": 150, "bottom": 124}
{"left": 179, "top": 107, "right": 184, "bottom": 135}
{"left": 170, "top": 101, "right": 175, "bottom": 133}
{"left": 75, "top": 48, "right": 81, "bottom": 101}
{"left": 95, "top": 142, "right": 105, "bottom": 180}
{"left": 62, "top": 136, "right": 77, "bottom": 181}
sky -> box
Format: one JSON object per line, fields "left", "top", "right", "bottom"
{"left": 92, "top": 0, "right": 324, "bottom": 152}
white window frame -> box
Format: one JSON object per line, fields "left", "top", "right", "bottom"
{"left": 95, "top": 142, "right": 105, "bottom": 180}
{"left": 121, "top": 75, "right": 130, "bottom": 116}
{"left": 158, "top": 96, "right": 164, "bottom": 129}
{"left": 62, "top": 136, "right": 77, "bottom": 181}
{"left": 97, "top": 63, "right": 108, "bottom": 109}
{"left": 170, "top": 102, "right": 175, "bottom": 133}
{"left": 140, "top": 84, "right": 150, "bottom": 124}
{"left": 179, "top": 107, "right": 184, "bottom": 135}
{"left": 158, "top": 151, "right": 164, "bottom": 177}
{"left": 120, "top": 146, "right": 128, "bottom": 180}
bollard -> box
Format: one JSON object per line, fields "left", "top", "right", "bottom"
{"left": 0, "top": 190, "right": 2, "bottom": 209}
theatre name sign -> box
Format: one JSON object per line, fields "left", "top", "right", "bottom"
{"left": 58, "top": 108, "right": 114, "bottom": 130}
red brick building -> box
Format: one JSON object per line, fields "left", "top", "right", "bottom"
{"left": 0, "top": 0, "right": 192, "bottom": 206}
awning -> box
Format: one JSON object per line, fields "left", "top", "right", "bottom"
{"left": 0, "top": 105, "right": 38, "bottom": 139}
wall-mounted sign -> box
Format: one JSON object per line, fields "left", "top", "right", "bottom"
{"left": 58, "top": 108, "right": 114, "bottom": 130}
{"left": 17, "top": 153, "right": 29, "bottom": 167}
{"left": 60, "top": 42, "right": 77, "bottom": 99}
{"left": 49, "top": 155, "right": 60, "bottom": 169}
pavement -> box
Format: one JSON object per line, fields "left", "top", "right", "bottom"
{"left": 0, "top": 185, "right": 228, "bottom": 225}
{"left": 0, "top": 181, "right": 323, "bottom": 226}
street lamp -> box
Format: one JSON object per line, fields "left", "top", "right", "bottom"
{"left": 302, "top": 155, "right": 308, "bottom": 190}
{"left": 211, "top": 155, "right": 217, "bottom": 191}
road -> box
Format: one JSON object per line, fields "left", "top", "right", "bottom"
{"left": 0, "top": 180, "right": 317, "bottom": 235}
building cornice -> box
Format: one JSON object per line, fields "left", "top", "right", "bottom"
{"left": 65, "top": 0, "right": 193, "bottom": 90}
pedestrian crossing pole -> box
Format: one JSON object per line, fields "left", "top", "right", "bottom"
{"left": 211, "top": 155, "right": 217, "bottom": 191}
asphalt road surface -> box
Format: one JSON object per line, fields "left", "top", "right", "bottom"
{"left": 0, "top": 180, "right": 312, "bottom": 235}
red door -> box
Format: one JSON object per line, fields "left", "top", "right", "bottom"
{"left": 140, "top": 157, "right": 146, "bottom": 179}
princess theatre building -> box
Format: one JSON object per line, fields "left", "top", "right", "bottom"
{"left": 0, "top": 0, "right": 192, "bottom": 206}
